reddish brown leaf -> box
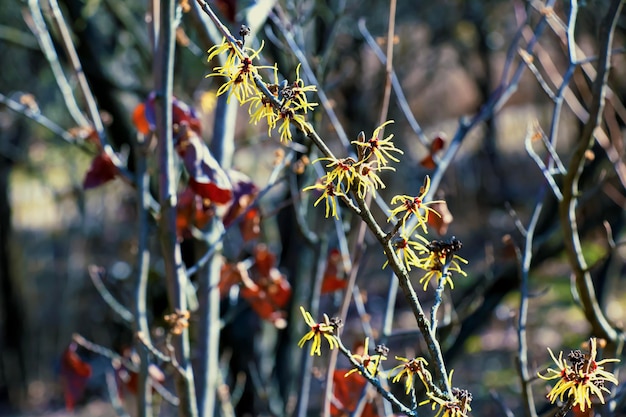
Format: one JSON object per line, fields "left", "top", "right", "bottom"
{"left": 420, "top": 134, "right": 446, "bottom": 169}
{"left": 265, "top": 271, "right": 291, "bottom": 309}
{"left": 321, "top": 249, "right": 347, "bottom": 294}
{"left": 426, "top": 200, "right": 453, "bottom": 236}
{"left": 176, "top": 187, "right": 215, "bottom": 239}
{"left": 254, "top": 244, "right": 276, "bottom": 278}
{"left": 222, "top": 169, "right": 258, "bottom": 228}
{"left": 215, "top": 0, "right": 237, "bottom": 22}
{"left": 176, "top": 126, "right": 232, "bottom": 205}
{"left": 83, "top": 152, "right": 118, "bottom": 189}
{"left": 132, "top": 103, "right": 151, "bottom": 135}
{"left": 240, "top": 208, "right": 261, "bottom": 242}
{"left": 240, "top": 284, "right": 287, "bottom": 328}
{"left": 331, "top": 370, "right": 379, "bottom": 417}
{"left": 137, "top": 93, "right": 202, "bottom": 135}
{"left": 219, "top": 263, "right": 244, "bottom": 298}
{"left": 60, "top": 344, "right": 92, "bottom": 411}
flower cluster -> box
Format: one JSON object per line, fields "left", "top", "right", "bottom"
{"left": 538, "top": 338, "right": 619, "bottom": 412}
{"left": 385, "top": 175, "right": 467, "bottom": 290}
{"left": 303, "top": 121, "right": 403, "bottom": 218}
{"left": 297, "top": 306, "right": 473, "bottom": 414}
{"left": 207, "top": 33, "right": 317, "bottom": 142}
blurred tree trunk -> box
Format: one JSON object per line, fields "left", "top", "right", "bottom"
{"left": 0, "top": 124, "right": 27, "bottom": 410}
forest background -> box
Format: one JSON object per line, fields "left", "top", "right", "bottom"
{"left": 0, "top": 0, "right": 625, "bottom": 416}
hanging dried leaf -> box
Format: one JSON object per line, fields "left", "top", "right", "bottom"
{"left": 83, "top": 152, "right": 118, "bottom": 189}
{"left": 60, "top": 344, "right": 92, "bottom": 411}
{"left": 426, "top": 200, "right": 453, "bottom": 236}
{"left": 331, "top": 370, "right": 379, "bottom": 417}
{"left": 321, "top": 249, "right": 347, "bottom": 294}
{"left": 420, "top": 134, "right": 446, "bottom": 169}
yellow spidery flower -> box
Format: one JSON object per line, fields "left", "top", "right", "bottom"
{"left": 297, "top": 306, "right": 340, "bottom": 356}
{"left": 277, "top": 108, "right": 308, "bottom": 142}
{"left": 303, "top": 177, "right": 346, "bottom": 219}
{"left": 390, "top": 356, "right": 431, "bottom": 394}
{"left": 419, "top": 371, "right": 472, "bottom": 417}
{"left": 285, "top": 64, "right": 318, "bottom": 114}
{"left": 210, "top": 41, "right": 270, "bottom": 104}
{"left": 417, "top": 235, "right": 467, "bottom": 291}
{"left": 538, "top": 338, "right": 619, "bottom": 412}
{"left": 352, "top": 120, "right": 403, "bottom": 166}
{"left": 388, "top": 175, "right": 443, "bottom": 234}
{"left": 354, "top": 163, "right": 393, "bottom": 198}
{"left": 344, "top": 338, "right": 388, "bottom": 377}
{"left": 247, "top": 93, "right": 278, "bottom": 134}
{"left": 418, "top": 237, "right": 467, "bottom": 291}
{"left": 384, "top": 234, "right": 429, "bottom": 272}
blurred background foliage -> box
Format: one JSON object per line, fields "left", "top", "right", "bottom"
{"left": 0, "top": 0, "right": 625, "bottom": 416}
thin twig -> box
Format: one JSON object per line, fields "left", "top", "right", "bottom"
{"left": 267, "top": 12, "right": 350, "bottom": 149}
{"left": 336, "top": 338, "right": 417, "bottom": 417}
{"left": 88, "top": 265, "right": 134, "bottom": 323}
{"left": 358, "top": 19, "right": 429, "bottom": 147}
{"left": 516, "top": 192, "right": 544, "bottom": 417}
{"left": 46, "top": 0, "right": 132, "bottom": 181}
{"left": 134, "top": 137, "right": 153, "bottom": 417}
{"left": 154, "top": 0, "right": 199, "bottom": 415}
{"left": 24, "top": 0, "right": 90, "bottom": 127}
{"left": 557, "top": 0, "right": 623, "bottom": 343}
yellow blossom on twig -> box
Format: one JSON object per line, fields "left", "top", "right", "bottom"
{"left": 419, "top": 371, "right": 472, "bottom": 417}
{"left": 418, "top": 237, "right": 467, "bottom": 290}
{"left": 388, "top": 175, "right": 443, "bottom": 234}
{"left": 344, "top": 338, "right": 388, "bottom": 377}
{"left": 297, "top": 306, "right": 341, "bottom": 356}
{"left": 303, "top": 177, "right": 346, "bottom": 219}
{"left": 390, "top": 356, "right": 431, "bottom": 394}
{"left": 538, "top": 338, "right": 619, "bottom": 412}
{"left": 352, "top": 120, "right": 403, "bottom": 166}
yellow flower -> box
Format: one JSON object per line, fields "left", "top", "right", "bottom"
{"left": 283, "top": 64, "right": 318, "bottom": 113}
{"left": 354, "top": 162, "right": 392, "bottom": 198}
{"left": 384, "top": 234, "right": 429, "bottom": 272}
{"left": 344, "top": 337, "right": 388, "bottom": 377}
{"left": 276, "top": 108, "right": 308, "bottom": 142}
{"left": 418, "top": 237, "right": 468, "bottom": 290}
{"left": 538, "top": 338, "right": 619, "bottom": 412}
{"left": 210, "top": 41, "right": 270, "bottom": 104}
{"left": 352, "top": 120, "right": 403, "bottom": 166}
{"left": 419, "top": 371, "right": 472, "bottom": 417}
{"left": 303, "top": 177, "right": 346, "bottom": 219}
{"left": 246, "top": 94, "right": 278, "bottom": 134}
{"left": 297, "top": 306, "right": 340, "bottom": 356}
{"left": 390, "top": 356, "right": 431, "bottom": 394}
{"left": 388, "top": 176, "right": 443, "bottom": 234}
{"left": 207, "top": 37, "right": 238, "bottom": 67}
{"left": 316, "top": 157, "right": 360, "bottom": 194}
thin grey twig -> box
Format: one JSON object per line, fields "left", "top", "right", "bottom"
{"left": 524, "top": 124, "right": 563, "bottom": 201}
{"left": 558, "top": 0, "right": 623, "bottom": 343}
{"left": 25, "top": 0, "right": 90, "bottom": 127}
{"left": 267, "top": 12, "right": 350, "bottom": 149}
{"left": 516, "top": 191, "right": 544, "bottom": 417}
{"left": 134, "top": 138, "right": 153, "bottom": 417}
{"left": 0, "top": 93, "right": 77, "bottom": 144}
{"left": 358, "top": 19, "right": 429, "bottom": 147}
{"left": 46, "top": 0, "right": 132, "bottom": 181}
{"left": 154, "top": 0, "right": 198, "bottom": 415}
{"left": 88, "top": 265, "right": 134, "bottom": 323}
{"left": 336, "top": 338, "right": 417, "bottom": 417}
